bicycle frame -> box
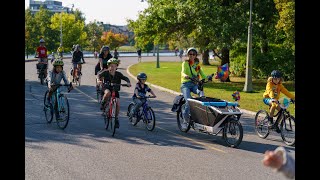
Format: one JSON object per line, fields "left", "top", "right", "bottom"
{"left": 51, "top": 86, "right": 65, "bottom": 114}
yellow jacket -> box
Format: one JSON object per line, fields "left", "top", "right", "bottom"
{"left": 263, "top": 77, "right": 294, "bottom": 100}
{"left": 181, "top": 60, "right": 206, "bottom": 83}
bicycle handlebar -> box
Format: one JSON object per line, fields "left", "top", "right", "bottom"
{"left": 137, "top": 95, "right": 156, "bottom": 99}
{"left": 103, "top": 82, "right": 131, "bottom": 87}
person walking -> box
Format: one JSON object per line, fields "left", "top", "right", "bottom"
{"left": 137, "top": 48, "right": 142, "bottom": 62}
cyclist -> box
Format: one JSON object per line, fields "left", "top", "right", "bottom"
{"left": 36, "top": 38, "right": 48, "bottom": 77}
{"left": 46, "top": 60, "right": 73, "bottom": 119}
{"left": 95, "top": 46, "right": 113, "bottom": 91}
{"left": 180, "top": 47, "right": 211, "bottom": 126}
{"left": 97, "top": 58, "right": 131, "bottom": 128}
{"left": 71, "top": 44, "right": 86, "bottom": 81}
{"left": 57, "top": 44, "right": 64, "bottom": 59}
{"left": 129, "top": 72, "right": 157, "bottom": 119}
{"left": 263, "top": 70, "right": 295, "bottom": 132}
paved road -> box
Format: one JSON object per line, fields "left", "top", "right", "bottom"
{"left": 25, "top": 56, "right": 295, "bottom": 180}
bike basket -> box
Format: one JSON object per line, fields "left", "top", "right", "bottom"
{"left": 36, "top": 63, "right": 47, "bottom": 69}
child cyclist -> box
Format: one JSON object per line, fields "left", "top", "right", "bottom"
{"left": 46, "top": 60, "right": 73, "bottom": 119}
{"left": 97, "top": 58, "right": 131, "bottom": 128}
{"left": 130, "top": 72, "right": 157, "bottom": 119}
{"left": 263, "top": 70, "right": 295, "bottom": 132}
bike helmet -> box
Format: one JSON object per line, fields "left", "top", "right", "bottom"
{"left": 102, "top": 46, "right": 110, "bottom": 51}
{"left": 271, "top": 70, "right": 282, "bottom": 78}
{"left": 39, "top": 39, "right": 45, "bottom": 43}
{"left": 137, "top": 72, "right": 147, "bottom": 81}
{"left": 53, "top": 60, "right": 64, "bottom": 67}
{"left": 107, "top": 58, "right": 120, "bottom": 65}
{"left": 187, "top": 47, "right": 197, "bottom": 55}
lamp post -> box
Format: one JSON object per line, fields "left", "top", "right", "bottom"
{"left": 243, "top": 0, "right": 253, "bottom": 92}
{"left": 59, "top": 4, "right": 74, "bottom": 48}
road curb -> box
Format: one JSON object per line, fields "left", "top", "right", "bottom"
{"left": 126, "top": 64, "right": 257, "bottom": 116}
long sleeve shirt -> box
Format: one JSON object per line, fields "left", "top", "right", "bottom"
{"left": 46, "top": 70, "right": 69, "bottom": 87}
{"left": 275, "top": 146, "right": 295, "bottom": 179}
{"left": 97, "top": 70, "right": 130, "bottom": 91}
{"left": 263, "top": 78, "right": 294, "bottom": 100}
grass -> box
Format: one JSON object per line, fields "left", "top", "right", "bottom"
{"left": 118, "top": 46, "right": 137, "bottom": 52}
{"left": 128, "top": 61, "right": 295, "bottom": 116}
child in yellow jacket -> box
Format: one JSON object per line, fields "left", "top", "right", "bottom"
{"left": 263, "top": 70, "right": 295, "bottom": 131}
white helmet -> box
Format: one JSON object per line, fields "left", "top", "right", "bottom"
{"left": 39, "top": 39, "right": 45, "bottom": 43}
{"left": 187, "top": 47, "right": 197, "bottom": 55}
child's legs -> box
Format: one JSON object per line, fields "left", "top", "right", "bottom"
{"left": 102, "top": 89, "right": 111, "bottom": 101}
{"left": 132, "top": 98, "right": 143, "bottom": 114}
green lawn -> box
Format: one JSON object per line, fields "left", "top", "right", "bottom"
{"left": 118, "top": 46, "right": 137, "bottom": 52}
{"left": 129, "top": 61, "right": 295, "bottom": 115}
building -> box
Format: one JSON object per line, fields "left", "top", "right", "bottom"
{"left": 29, "top": 0, "right": 73, "bottom": 14}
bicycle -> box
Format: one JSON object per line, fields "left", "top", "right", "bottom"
{"left": 102, "top": 82, "right": 130, "bottom": 136}
{"left": 36, "top": 60, "right": 48, "bottom": 85}
{"left": 43, "top": 83, "right": 72, "bottom": 129}
{"left": 255, "top": 97, "right": 295, "bottom": 146}
{"left": 127, "top": 95, "right": 156, "bottom": 131}
{"left": 71, "top": 62, "right": 85, "bottom": 86}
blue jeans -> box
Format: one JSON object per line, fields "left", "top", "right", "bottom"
{"left": 180, "top": 81, "right": 199, "bottom": 120}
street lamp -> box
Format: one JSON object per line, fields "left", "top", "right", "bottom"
{"left": 59, "top": 4, "right": 74, "bottom": 47}
{"left": 243, "top": 0, "right": 253, "bottom": 92}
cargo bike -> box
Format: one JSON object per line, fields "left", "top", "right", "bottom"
{"left": 171, "top": 77, "right": 243, "bottom": 148}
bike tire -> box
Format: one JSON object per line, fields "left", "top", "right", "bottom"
{"left": 77, "top": 73, "right": 81, "bottom": 86}
{"left": 43, "top": 90, "right": 53, "bottom": 123}
{"left": 222, "top": 118, "right": 243, "bottom": 148}
{"left": 110, "top": 101, "right": 117, "bottom": 137}
{"left": 145, "top": 107, "right": 156, "bottom": 131}
{"left": 40, "top": 73, "right": 44, "bottom": 85}
{"left": 56, "top": 94, "right": 70, "bottom": 130}
{"left": 104, "top": 113, "right": 110, "bottom": 130}
{"left": 127, "top": 102, "right": 135, "bottom": 123}
{"left": 177, "top": 103, "right": 190, "bottom": 132}
{"left": 254, "top": 110, "right": 270, "bottom": 139}
{"left": 280, "top": 115, "right": 295, "bottom": 146}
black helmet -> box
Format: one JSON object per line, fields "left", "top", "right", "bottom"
{"left": 271, "top": 70, "right": 282, "bottom": 78}
{"left": 137, "top": 72, "right": 147, "bottom": 81}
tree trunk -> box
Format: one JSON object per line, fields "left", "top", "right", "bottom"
{"left": 260, "top": 31, "right": 268, "bottom": 53}
{"left": 221, "top": 47, "right": 231, "bottom": 82}
{"left": 202, "top": 49, "right": 210, "bottom": 65}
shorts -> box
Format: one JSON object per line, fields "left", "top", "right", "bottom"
{"left": 72, "top": 61, "right": 83, "bottom": 69}
{"left": 102, "top": 85, "right": 120, "bottom": 98}
{"left": 263, "top": 98, "right": 272, "bottom": 105}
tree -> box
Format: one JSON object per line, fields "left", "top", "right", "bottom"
{"left": 84, "top": 21, "right": 104, "bottom": 52}
{"left": 101, "top": 30, "right": 128, "bottom": 50}
{"left": 50, "top": 12, "right": 87, "bottom": 52}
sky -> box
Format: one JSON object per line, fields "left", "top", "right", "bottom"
{"left": 25, "top": 0, "right": 149, "bottom": 26}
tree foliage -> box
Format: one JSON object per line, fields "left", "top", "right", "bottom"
{"left": 101, "top": 30, "right": 128, "bottom": 50}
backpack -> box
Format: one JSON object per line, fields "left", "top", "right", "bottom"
{"left": 171, "top": 95, "right": 185, "bottom": 112}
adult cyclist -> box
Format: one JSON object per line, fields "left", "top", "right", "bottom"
{"left": 36, "top": 38, "right": 48, "bottom": 77}
{"left": 180, "top": 47, "right": 212, "bottom": 127}
{"left": 71, "top": 44, "right": 86, "bottom": 81}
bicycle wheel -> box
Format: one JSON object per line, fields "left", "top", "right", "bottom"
{"left": 40, "top": 73, "right": 44, "bottom": 85}
{"left": 280, "top": 115, "right": 295, "bottom": 146}
{"left": 145, "top": 107, "right": 156, "bottom": 131}
{"left": 222, "top": 118, "right": 243, "bottom": 148}
{"left": 56, "top": 94, "right": 70, "bottom": 129}
{"left": 255, "top": 110, "right": 270, "bottom": 139}
{"left": 127, "top": 102, "right": 135, "bottom": 122}
{"left": 43, "top": 90, "right": 53, "bottom": 123}
{"left": 77, "top": 72, "right": 81, "bottom": 86}
{"left": 177, "top": 103, "right": 190, "bottom": 132}
{"left": 110, "top": 100, "right": 117, "bottom": 137}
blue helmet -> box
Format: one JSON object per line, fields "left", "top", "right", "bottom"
{"left": 271, "top": 70, "right": 282, "bottom": 78}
